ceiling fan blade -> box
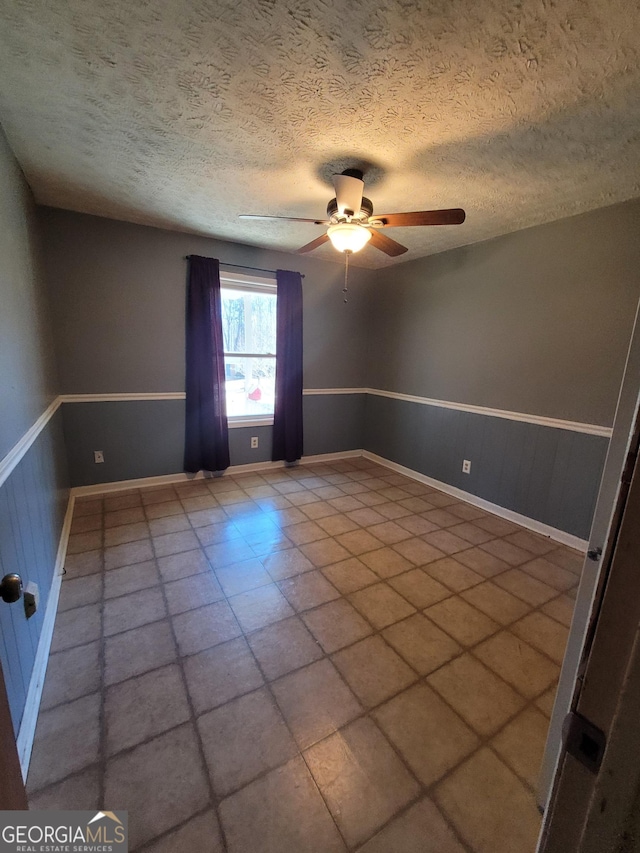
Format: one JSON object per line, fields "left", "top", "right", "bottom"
{"left": 297, "top": 233, "right": 330, "bottom": 254}
{"left": 368, "top": 229, "right": 408, "bottom": 256}
{"left": 333, "top": 173, "right": 364, "bottom": 216}
{"left": 374, "top": 208, "right": 466, "bottom": 227}
{"left": 239, "top": 214, "right": 328, "bottom": 224}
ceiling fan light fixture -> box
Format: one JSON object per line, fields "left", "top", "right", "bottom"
{"left": 327, "top": 222, "right": 372, "bottom": 253}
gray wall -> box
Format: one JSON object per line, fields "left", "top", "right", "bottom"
{"left": 364, "top": 200, "right": 640, "bottom": 537}
{"left": 0, "top": 129, "right": 68, "bottom": 734}
{"left": 367, "top": 199, "right": 640, "bottom": 427}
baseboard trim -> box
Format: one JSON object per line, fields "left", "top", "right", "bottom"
{"left": 70, "top": 450, "right": 364, "bottom": 497}
{"left": 362, "top": 451, "right": 588, "bottom": 552}
{"left": 16, "top": 491, "right": 74, "bottom": 780}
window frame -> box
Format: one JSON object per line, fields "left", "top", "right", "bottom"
{"left": 220, "top": 271, "right": 277, "bottom": 428}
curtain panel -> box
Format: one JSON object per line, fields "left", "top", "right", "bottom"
{"left": 184, "top": 255, "right": 230, "bottom": 473}
{"left": 272, "top": 269, "right": 304, "bottom": 463}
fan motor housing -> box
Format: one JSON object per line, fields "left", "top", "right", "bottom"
{"left": 327, "top": 196, "right": 373, "bottom": 222}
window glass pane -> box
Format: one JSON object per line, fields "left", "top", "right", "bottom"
{"left": 224, "top": 356, "right": 275, "bottom": 418}
{"left": 221, "top": 288, "right": 276, "bottom": 355}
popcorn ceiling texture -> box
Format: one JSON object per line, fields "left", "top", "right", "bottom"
{"left": 0, "top": 0, "right": 638, "bottom": 268}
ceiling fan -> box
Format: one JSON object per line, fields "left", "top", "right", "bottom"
{"left": 239, "top": 168, "right": 465, "bottom": 257}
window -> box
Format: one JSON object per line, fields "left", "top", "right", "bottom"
{"left": 220, "top": 272, "right": 277, "bottom": 422}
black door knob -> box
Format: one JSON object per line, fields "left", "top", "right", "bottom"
{"left": 0, "top": 574, "right": 23, "bottom": 604}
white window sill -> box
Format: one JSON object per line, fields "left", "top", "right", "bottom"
{"left": 228, "top": 417, "right": 274, "bottom": 429}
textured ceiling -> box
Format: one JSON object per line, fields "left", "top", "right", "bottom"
{"left": 0, "top": 0, "right": 639, "bottom": 268}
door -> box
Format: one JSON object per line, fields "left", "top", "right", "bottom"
{"left": 537, "top": 299, "right": 640, "bottom": 812}
{"left": 0, "top": 658, "right": 28, "bottom": 809}
{"left": 538, "top": 390, "right": 640, "bottom": 851}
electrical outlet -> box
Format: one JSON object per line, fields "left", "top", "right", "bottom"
{"left": 462, "top": 459, "right": 471, "bottom": 474}
{"left": 250, "top": 436, "right": 259, "bottom": 449}
{"left": 94, "top": 451, "right": 104, "bottom": 463}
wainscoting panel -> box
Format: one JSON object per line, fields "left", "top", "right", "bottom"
{"left": 0, "top": 410, "right": 68, "bottom": 734}
{"left": 62, "top": 394, "right": 365, "bottom": 487}
{"left": 364, "top": 394, "right": 608, "bottom": 540}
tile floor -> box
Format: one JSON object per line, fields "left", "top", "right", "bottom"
{"left": 27, "top": 458, "right": 581, "bottom": 852}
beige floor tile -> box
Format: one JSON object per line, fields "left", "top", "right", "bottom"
{"left": 461, "top": 581, "right": 530, "bottom": 625}
{"left": 425, "top": 597, "right": 499, "bottom": 646}
{"left": 393, "top": 537, "right": 445, "bottom": 566}
{"left": 491, "top": 707, "right": 550, "bottom": 789}
{"left": 349, "top": 583, "right": 415, "bottom": 630}
{"left": 262, "top": 547, "right": 314, "bottom": 580}
{"left": 40, "top": 641, "right": 101, "bottom": 710}
{"left": 104, "top": 620, "right": 176, "bottom": 685}
{"left": 267, "top": 506, "right": 308, "bottom": 527}
{"left": 228, "top": 583, "right": 295, "bottom": 632}
{"left": 302, "top": 598, "right": 372, "bottom": 653}
{"left": 383, "top": 613, "right": 462, "bottom": 675}
{"left": 545, "top": 547, "right": 584, "bottom": 575}
{"left": 428, "top": 654, "right": 525, "bottom": 736}
{"left": 181, "top": 493, "right": 218, "bottom": 512}
{"left": 300, "top": 537, "right": 351, "bottom": 567}
{"left": 104, "top": 559, "right": 160, "bottom": 597}
{"left": 520, "top": 557, "right": 578, "bottom": 591}
{"left": 475, "top": 631, "right": 559, "bottom": 697}
{"left": 424, "top": 557, "right": 484, "bottom": 592}
{"left": 67, "top": 530, "right": 103, "bottom": 554}
{"left": 435, "top": 748, "right": 541, "bottom": 853}
{"left": 422, "top": 508, "right": 461, "bottom": 527}
{"left": 172, "top": 599, "right": 242, "bottom": 656}
{"left": 481, "top": 539, "right": 533, "bottom": 566}
{"left": 105, "top": 663, "right": 191, "bottom": 755}
{"left": 346, "top": 507, "right": 387, "bottom": 527}
{"left": 455, "top": 547, "right": 510, "bottom": 577}
{"left": 448, "top": 521, "right": 496, "bottom": 544}
{"left": 359, "top": 547, "right": 414, "bottom": 578}
{"left": 395, "top": 514, "right": 439, "bottom": 535}
{"left": 104, "top": 539, "right": 155, "bottom": 571}
{"left": 388, "top": 568, "right": 450, "bottom": 608}
{"left": 474, "top": 515, "right": 520, "bottom": 536}
{"left": 156, "top": 548, "right": 211, "bottom": 582}
{"left": 332, "top": 635, "right": 417, "bottom": 708}
{"left": 272, "top": 659, "right": 362, "bottom": 749}
{"left": 103, "top": 493, "right": 139, "bottom": 512}
{"left": 301, "top": 499, "right": 340, "bottom": 519}
{"left": 511, "top": 611, "right": 569, "bottom": 664}
{"left": 190, "top": 508, "right": 232, "bottom": 530}
{"left": 142, "top": 810, "right": 224, "bottom": 853}
{"left": 104, "top": 506, "right": 146, "bottom": 528}
{"left": 286, "top": 520, "right": 330, "bottom": 546}
{"left": 50, "top": 603, "right": 101, "bottom": 652}
{"left": 28, "top": 766, "right": 101, "bottom": 811}
{"left": 446, "top": 502, "right": 487, "bottom": 521}
{"left": 366, "top": 520, "right": 414, "bottom": 544}
{"left": 370, "top": 503, "right": 409, "bottom": 521}
{"left": 58, "top": 574, "right": 102, "bottom": 612}
{"left": 144, "top": 500, "right": 185, "bottom": 519}
{"left": 542, "top": 594, "right": 576, "bottom": 628}
{"left": 103, "top": 585, "right": 166, "bottom": 636}
{"left": 358, "top": 797, "right": 467, "bottom": 853}
{"left": 141, "top": 487, "right": 178, "bottom": 506}
{"left": 74, "top": 497, "right": 104, "bottom": 517}
{"left": 493, "top": 569, "right": 558, "bottom": 606}
{"left": 316, "top": 514, "right": 360, "bottom": 535}
{"left": 198, "top": 687, "right": 297, "bottom": 795}
{"left": 27, "top": 693, "right": 101, "bottom": 791}
{"left": 535, "top": 684, "right": 558, "bottom": 717}
{"left": 374, "top": 683, "right": 479, "bottom": 786}
{"left": 305, "top": 717, "right": 420, "bottom": 848}
{"left": 104, "top": 520, "right": 149, "bottom": 548}
{"left": 105, "top": 723, "right": 209, "bottom": 849}
{"left": 278, "top": 569, "right": 340, "bottom": 611}
{"left": 504, "top": 530, "right": 556, "bottom": 556}
{"left": 215, "top": 557, "right": 272, "bottom": 596}
{"left": 183, "top": 636, "right": 264, "bottom": 714}
{"left": 246, "top": 615, "right": 323, "bottom": 680}
{"left": 422, "top": 529, "right": 472, "bottom": 555}
{"left": 163, "top": 571, "right": 225, "bottom": 615}
{"left": 336, "top": 528, "right": 384, "bottom": 555}
{"left": 205, "top": 538, "right": 256, "bottom": 567}
{"left": 220, "top": 757, "right": 347, "bottom": 853}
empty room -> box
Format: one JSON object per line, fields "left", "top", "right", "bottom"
{"left": 1, "top": 1, "right": 640, "bottom": 851}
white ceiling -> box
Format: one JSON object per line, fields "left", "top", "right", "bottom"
{"left": 0, "top": 0, "right": 638, "bottom": 268}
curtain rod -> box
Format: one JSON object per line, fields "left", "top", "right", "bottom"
{"left": 184, "top": 256, "right": 305, "bottom": 278}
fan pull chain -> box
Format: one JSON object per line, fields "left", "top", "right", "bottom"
{"left": 343, "top": 250, "right": 351, "bottom": 302}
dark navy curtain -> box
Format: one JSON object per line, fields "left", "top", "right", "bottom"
{"left": 184, "top": 255, "right": 230, "bottom": 473}
{"left": 272, "top": 269, "right": 304, "bottom": 463}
